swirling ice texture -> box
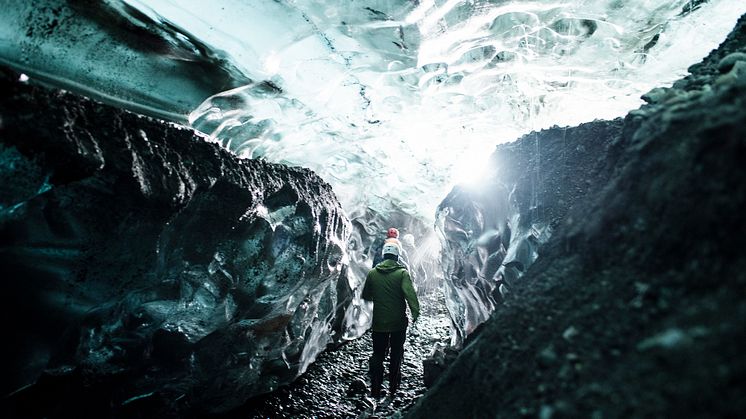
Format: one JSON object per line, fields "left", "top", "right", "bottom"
{"left": 3, "top": 1, "right": 744, "bottom": 222}
{"left": 180, "top": 0, "right": 746, "bottom": 223}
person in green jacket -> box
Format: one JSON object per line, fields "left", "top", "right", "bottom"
{"left": 362, "top": 240, "right": 420, "bottom": 398}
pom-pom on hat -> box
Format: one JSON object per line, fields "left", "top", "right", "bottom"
{"left": 382, "top": 242, "right": 400, "bottom": 257}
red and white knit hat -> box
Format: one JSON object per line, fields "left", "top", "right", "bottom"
{"left": 387, "top": 227, "right": 399, "bottom": 239}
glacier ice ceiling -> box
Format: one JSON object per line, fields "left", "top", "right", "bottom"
{"left": 2, "top": 0, "right": 745, "bottom": 223}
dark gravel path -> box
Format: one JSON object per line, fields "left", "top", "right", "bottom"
{"left": 220, "top": 291, "right": 451, "bottom": 418}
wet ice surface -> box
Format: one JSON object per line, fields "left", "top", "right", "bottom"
{"left": 7, "top": 1, "right": 745, "bottom": 224}
{"left": 224, "top": 291, "right": 451, "bottom": 419}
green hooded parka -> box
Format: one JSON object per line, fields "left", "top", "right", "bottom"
{"left": 362, "top": 259, "right": 420, "bottom": 332}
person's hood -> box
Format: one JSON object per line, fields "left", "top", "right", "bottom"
{"left": 375, "top": 259, "right": 406, "bottom": 273}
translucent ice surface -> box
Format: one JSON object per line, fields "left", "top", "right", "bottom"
{"left": 3, "top": 0, "right": 744, "bottom": 221}
{"left": 184, "top": 0, "right": 746, "bottom": 221}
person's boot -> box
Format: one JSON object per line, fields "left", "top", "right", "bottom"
{"left": 369, "top": 353, "right": 384, "bottom": 399}
{"left": 389, "top": 368, "right": 401, "bottom": 398}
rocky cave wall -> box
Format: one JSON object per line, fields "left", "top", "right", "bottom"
{"left": 0, "top": 67, "right": 350, "bottom": 417}
{"left": 410, "top": 12, "right": 746, "bottom": 419}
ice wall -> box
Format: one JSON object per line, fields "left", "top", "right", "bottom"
{"left": 0, "top": 66, "right": 350, "bottom": 416}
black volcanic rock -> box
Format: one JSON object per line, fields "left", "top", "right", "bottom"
{"left": 411, "top": 13, "right": 746, "bottom": 419}
{"left": 0, "top": 67, "right": 350, "bottom": 417}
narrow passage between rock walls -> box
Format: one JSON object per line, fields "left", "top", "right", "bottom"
{"left": 220, "top": 290, "right": 451, "bottom": 418}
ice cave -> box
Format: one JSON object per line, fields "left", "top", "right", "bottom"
{"left": 2, "top": 0, "right": 746, "bottom": 417}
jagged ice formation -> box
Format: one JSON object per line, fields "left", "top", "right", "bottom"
{"left": 0, "top": 67, "right": 350, "bottom": 416}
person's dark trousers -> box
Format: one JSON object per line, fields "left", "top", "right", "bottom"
{"left": 369, "top": 329, "right": 407, "bottom": 397}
